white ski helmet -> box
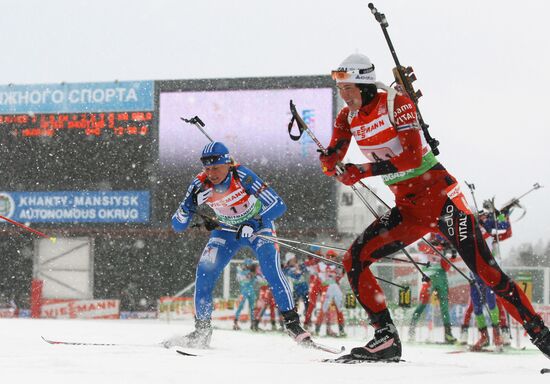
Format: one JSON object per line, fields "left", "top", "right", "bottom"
{"left": 332, "top": 53, "right": 376, "bottom": 84}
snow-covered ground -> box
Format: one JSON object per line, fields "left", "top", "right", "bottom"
{"left": 2, "top": 318, "right": 547, "bottom": 384}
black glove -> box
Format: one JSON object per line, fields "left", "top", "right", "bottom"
{"left": 202, "top": 217, "right": 219, "bottom": 231}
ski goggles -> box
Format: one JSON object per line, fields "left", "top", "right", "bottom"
{"left": 331, "top": 65, "right": 375, "bottom": 82}
{"left": 200, "top": 154, "right": 231, "bottom": 166}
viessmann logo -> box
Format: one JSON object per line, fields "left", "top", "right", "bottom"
{"left": 352, "top": 117, "right": 387, "bottom": 140}
{"left": 0, "top": 192, "right": 15, "bottom": 218}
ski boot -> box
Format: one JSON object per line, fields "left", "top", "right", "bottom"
{"left": 233, "top": 319, "right": 240, "bottom": 331}
{"left": 350, "top": 323, "right": 402, "bottom": 362}
{"left": 314, "top": 323, "right": 321, "bottom": 337}
{"left": 326, "top": 323, "right": 338, "bottom": 337}
{"left": 281, "top": 309, "right": 311, "bottom": 345}
{"left": 459, "top": 325, "right": 469, "bottom": 345}
{"left": 251, "top": 319, "right": 260, "bottom": 332}
{"left": 501, "top": 326, "right": 511, "bottom": 346}
{"left": 492, "top": 326, "right": 503, "bottom": 352}
{"left": 338, "top": 323, "right": 347, "bottom": 338}
{"left": 162, "top": 318, "right": 212, "bottom": 349}
{"left": 524, "top": 316, "right": 550, "bottom": 359}
{"left": 444, "top": 324, "right": 457, "bottom": 344}
{"left": 271, "top": 320, "right": 278, "bottom": 331}
{"left": 470, "top": 327, "right": 489, "bottom": 351}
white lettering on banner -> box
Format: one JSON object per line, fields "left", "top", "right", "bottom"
{"left": 97, "top": 209, "right": 139, "bottom": 219}
{"left": 18, "top": 195, "right": 69, "bottom": 207}
{"left": 0, "top": 87, "right": 140, "bottom": 106}
{"left": 19, "top": 208, "right": 97, "bottom": 220}
{"left": 73, "top": 195, "right": 139, "bottom": 206}
{"left": 41, "top": 299, "right": 119, "bottom": 319}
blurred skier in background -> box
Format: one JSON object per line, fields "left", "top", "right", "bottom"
{"left": 233, "top": 258, "right": 259, "bottom": 330}
{"left": 283, "top": 252, "right": 310, "bottom": 318}
{"left": 408, "top": 233, "right": 456, "bottom": 344}
{"left": 313, "top": 250, "right": 346, "bottom": 337}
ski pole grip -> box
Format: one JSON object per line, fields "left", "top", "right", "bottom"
{"left": 368, "top": 3, "right": 388, "bottom": 27}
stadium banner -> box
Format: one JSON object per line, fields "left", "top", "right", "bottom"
{"left": 0, "top": 191, "right": 150, "bottom": 223}
{"left": 40, "top": 299, "right": 120, "bottom": 319}
{"left": 0, "top": 81, "right": 154, "bottom": 114}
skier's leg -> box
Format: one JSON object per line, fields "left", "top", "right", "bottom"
{"left": 342, "top": 206, "right": 426, "bottom": 361}
{"left": 437, "top": 190, "right": 550, "bottom": 357}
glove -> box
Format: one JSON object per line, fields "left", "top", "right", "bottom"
{"left": 319, "top": 147, "right": 340, "bottom": 177}
{"left": 202, "top": 216, "right": 219, "bottom": 231}
{"left": 336, "top": 163, "right": 366, "bottom": 186}
{"left": 194, "top": 188, "right": 212, "bottom": 205}
{"left": 236, "top": 220, "right": 260, "bottom": 240}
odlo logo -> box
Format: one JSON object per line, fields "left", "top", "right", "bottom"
{"left": 0, "top": 193, "right": 15, "bottom": 217}
{"left": 443, "top": 204, "right": 455, "bottom": 237}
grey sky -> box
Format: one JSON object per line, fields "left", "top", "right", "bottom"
{"left": 1, "top": 0, "right": 549, "bottom": 256}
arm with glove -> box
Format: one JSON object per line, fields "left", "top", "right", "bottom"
{"left": 171, "top": 178, "right": 214, "bottom": 232}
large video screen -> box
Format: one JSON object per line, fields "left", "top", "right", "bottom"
{"left": 156, "top": 77, "right": 337, "bottom": 232}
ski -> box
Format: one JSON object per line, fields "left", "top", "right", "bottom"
{"left": 41, "top": 336, "right": 161, "bottom": 348}
{"left": 541, "top": 368, "right": 550, "bottom": 375}
{"left": 176, "top": 350, "right": 199, "bottom": 357}
{"left": 447, "top": 345, "right": 527, "bottom": 354}
{"left": 322, "top": 354, "right": 405, "bottom": 364}
{"left": 300, "top": 339, "right": 345, "bottom": 354}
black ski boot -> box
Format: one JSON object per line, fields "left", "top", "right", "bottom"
{"left": 524, "top": 316, "right": 550, "bottom": 359}
{"left": 162, "top": 318, "right": 212, "bottom": 349}
{"left": 350, "top": 323, "right": 402, "bottom": 361}
{"left": 281, "top": 309, "right": 311, "bottom": 344}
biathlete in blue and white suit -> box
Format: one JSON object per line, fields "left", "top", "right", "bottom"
{"left": 162, "top": 142, "right": 311, "bottom": 349}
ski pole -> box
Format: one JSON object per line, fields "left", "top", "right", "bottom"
{"left": 181, "top": 116, "right": 215, "bottom": 143}
{"left": 465, "top": 181, "right": 481, "bottom": 219}
{"left": 515, "top": 182, "right": 543, "bottom": 201}
{"left": 188, "top": 209, "right": 407, "bottom": 289}
{"left": 219, "top": 227, "right": 407, "bottom": 289}
{"left": 236, "top": 232, "right": 428, "bottom": 267}
{"left": 0, "top": 215, "right": 57, "bottom": 243}
{"left": 367, "top": 2, "right": 440, "bottom": 156}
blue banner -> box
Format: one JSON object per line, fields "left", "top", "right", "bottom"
{"left": 0, "top": 191, "right": 150, "bottom": 223}
{"left": 0, "top": 81, "right": 154, "bottom": 114}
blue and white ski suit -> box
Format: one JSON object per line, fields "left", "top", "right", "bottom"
{"left": 172, "top": 165, "right": 293, "bottom": 321}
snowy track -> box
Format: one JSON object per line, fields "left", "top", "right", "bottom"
{"left": 2, "top": 318, "right": 547, "bottom": 384}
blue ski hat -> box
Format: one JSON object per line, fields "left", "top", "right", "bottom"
{"left": 200, "top": 142, "right": 232, "bottom": 166}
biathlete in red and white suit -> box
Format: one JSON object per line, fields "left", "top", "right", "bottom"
{"left": 313, "top": 251, "right": 346, "bottom": 337}
{"left": 319, "top": 53, "right": 550, "bottom": 361}
{"left": 164, "top": 142, "right": 310, "bottom": 349}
